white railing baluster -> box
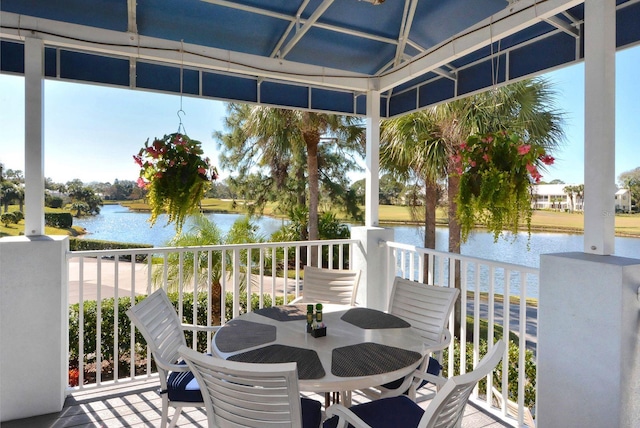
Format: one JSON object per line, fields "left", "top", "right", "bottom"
{"left": 192, "top": 250, "right": 198, "bottom": 349}
{"left": 460, "top": 260, "right": 468, "bottom": 376}
{"left": 130, "top": 252, "right": 136, "bottom": 379}
{"left": 113, "top": 257, "right": 119, "bottom": 383}
{"left": 78, "top": 257, "right": 85, "bottom": 388}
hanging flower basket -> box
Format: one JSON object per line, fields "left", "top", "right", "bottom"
{"left": 134, "top": 133, "right": 217, "bottom": 231}
{"left": 453, "top": 131, "right": 554, "bottom": 242}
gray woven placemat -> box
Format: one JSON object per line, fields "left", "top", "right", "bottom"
{"left": 254, "top": 305, "right": 308, "bottom": 321}
{"left": 228, "top": 344, "right": 326, "bottom": 379}
{"left": 331, "top": 342, "right": 421, "bottom": 377}
{"left": 214, "top": 319, "right": 276, "bottom": 352}
{"left": 340, "top": 307, "right": 411, "bottom": 329}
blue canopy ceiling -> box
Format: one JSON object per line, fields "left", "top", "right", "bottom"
{"left": 1, "top": 0, "right": 639, "bottom": 117}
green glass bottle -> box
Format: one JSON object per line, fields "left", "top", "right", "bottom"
{"left": 315, "top": 303, "right": 323, "bottom": 323}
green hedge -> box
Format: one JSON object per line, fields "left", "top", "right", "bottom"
{"left": 69, "top": 290, "right": 290, "bottom": 363}
{"left": 45, "top": 212, "right": 73, "bottom": 228}
{"left": 69, "top": 238, "right": 153, "bottom": 252}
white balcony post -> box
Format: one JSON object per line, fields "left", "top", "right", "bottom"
{"left": 23, "top": 37, "right": 46, "bottom": 237}
{"left": 365, "top": 90, "right": 381, "bottom": 228}
{"left": 0, "top": 236, "right": 69, "bottom": 422}
{"left": 351, "top": 226, "right": 393, "bottom": 311}
{"left": 537, "top": 253, "right": 640, "bottom": 427}
{"left": 583, "top": 0, "right": 616, "bottom": 255}
{"left": 352, "top": 91, "right": 393, "bottom": 310}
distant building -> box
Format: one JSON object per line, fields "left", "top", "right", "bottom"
{"left": 532, "top": 184, "right": 630, "bottom": 213}
{"left": 531, "top": 184, "right": 581, "bottom": 211}
{"left": 615, "top": 188, "right": 632, "bottom": 213}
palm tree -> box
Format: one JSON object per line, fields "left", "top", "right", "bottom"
{"left": 152, "top": 215, "right": 265, "bottom": 323}
{"left": 215, "top": 104, "right": 364, "bottom": 249}
{"left": 563, "top": 185, "right": 576, "bottom": 212}
{"left": 381, "top": 112, "right": 448, "bottom": 279}
{"left": 0, "top": 182, "right": 20, "bottom": 213}
{"left": 381, "top": 78, "right": 565, "bottom": 330}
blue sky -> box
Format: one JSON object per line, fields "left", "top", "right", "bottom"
{"left": 1, "top": 45, "right": 639, "bottom": 185}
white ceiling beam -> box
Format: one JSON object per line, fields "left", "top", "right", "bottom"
{"left": 393, "top": 0, "right": 419, "bottom": 67}
{"left": 270, "top": 0, "right": 311, "bottom": 58}
{"left": 279, "top": 0, "right": 335, "bottom": 59}
{"left": 127, "top": 0, "right": 137, "bottom": 33}
{"left": 378, "top": 0, "right": 584, "bottom": 92}
{"left": 0, "top": 12, "right": 371, "bottom": 92}
{"left": 544, "top": 15, "right": 580, "bottom": 37}
{"left": 202, "top": 0, "right": 398, "bottom": 46}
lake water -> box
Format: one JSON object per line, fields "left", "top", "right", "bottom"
{"left": 75, "top": 204, "right": 640, "bottom": 298}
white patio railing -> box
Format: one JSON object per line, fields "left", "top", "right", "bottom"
{"left": 67, "top": 239, "right": 357, "bottom": 390}
{"left": 67, "top": 238, "right": 538, "bottom": 427}
{"left": 385, "top": 241, "right": 539, "bottom": 427}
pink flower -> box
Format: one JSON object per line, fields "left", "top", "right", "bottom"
{"left": 136, "top": 177, "right": 147, "bottom": 188}
{"left": 518, "top": 144, "right": 531, "bottom": 155}
{"left": 540, "top": 154, "right": 555, "bottom": 165}
{"left": 526, "top": 163, "right": 542, "bottom": 182}
{"left": 459, "top": 142, "right": 467, "bottom": 151}
{"left": 482, "top": 154, "right": 490, "bottom": 162}
{"left": 197, "top": 167, "right": 206, "bottom": 175}
{"left": 155, "top": 172, "right": 163, "bottom": 179}
{"left": 133, "top": 155, "right": 143, "bottom": 167}
{"left": 470, "top": 160, "right": 476, "bottom": 167}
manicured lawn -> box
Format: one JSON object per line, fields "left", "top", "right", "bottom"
{"left": 3, "top": 200, "right": 640, "bottom": 237}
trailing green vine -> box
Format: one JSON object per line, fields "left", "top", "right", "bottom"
{"left": 453, "top": 131, "right": 554, "bottom": 242}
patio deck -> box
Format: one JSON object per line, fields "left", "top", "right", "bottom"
{"left": 2, "top": 379, "right": 514, "bottom": 427}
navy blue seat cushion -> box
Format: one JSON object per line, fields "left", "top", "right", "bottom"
{"left": 323, "top": 396, "right": 424, "bottom": 428}
{"left": 166, "top": 360, "right": 203, "bottom": 402}
{"left": 301, "top": 397, "right": 323, "bottom": 428}
{"left": 381, "top": 356, "right": 441, "bottom": 391}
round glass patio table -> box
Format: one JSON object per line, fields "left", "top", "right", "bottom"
{"left": 212, "top": 304, "right": 433, "bottom": 393}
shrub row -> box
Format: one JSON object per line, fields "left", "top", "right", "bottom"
{"left": 69, "top": 238, "right": 153, "bottom": 261}
{"left": 69, "top": 290, "right": 288, "bottom": 363}
{"left": 69, "top": 238, "right": 153, "bottom": 252}
{"left": 45, "top": 212, "right": 73, "bottom": 228}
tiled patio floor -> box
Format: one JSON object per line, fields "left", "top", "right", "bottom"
{"left": 2, "top": 379, "right": 516, "bottom": 427}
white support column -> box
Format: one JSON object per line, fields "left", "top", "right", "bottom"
{"left": 537, "top": 253, "right": 640, "bottom": 427}
{"left": 583, "top": 0, "right": 615, "bottom": 255}
{"left": 24, "top": 37, "right": 46, "bottom": 236}
{"left": 351, "top": 226, "right": 394, "bottom": 310}
{"left": 0, "top": 236, "right": 69, "bottom": 422}
{"left": 365, "top": 90, "right": 381, "bottom": 227}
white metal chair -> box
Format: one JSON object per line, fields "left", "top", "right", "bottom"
{"left": 178, "top": 345, "right": 323, "bottom": 428}
{"left": 360, "top": 277, "right": 460, "bottom": 401}
{"left": 292, "top": 266, "right": 362, "bottom": 306}
{"left": 126, "top": 288, "right": 220, "bottom": 428}
{"left": 324, "top": 340, "right": 506, "bottom": 428}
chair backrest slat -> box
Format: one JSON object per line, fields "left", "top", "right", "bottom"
{"left": 179, "top": 346, "right": 303, "bottom": 428}
{"left": 299, "top": 266, "right": 361, "bottom": 306}
{"left": 388, "top": 277, "right": 459, "bottom": 344}
{"left": 126, "top": 288, "right": 186, "bottom": 372}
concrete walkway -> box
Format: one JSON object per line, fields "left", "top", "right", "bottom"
{"left": 67, "top": 258, "right": 296, "bottom": 304}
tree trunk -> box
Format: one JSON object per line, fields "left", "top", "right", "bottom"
{"left": 448, "top": 174, "right": 462, "bottom": 334}
{"left": 422, "top": 180, "right": 438, "bottom": 282}
{"left": 305, "top": 131, "right": 320, "bottom": 265}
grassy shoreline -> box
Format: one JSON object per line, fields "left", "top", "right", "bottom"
{"left": 3, "top": 199, "right": 640, "bottom": 238}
